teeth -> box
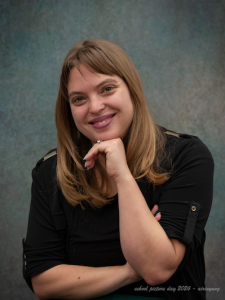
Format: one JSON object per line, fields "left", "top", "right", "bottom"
{"left": 94, "top": 116, "right": 111, "bottom": 125}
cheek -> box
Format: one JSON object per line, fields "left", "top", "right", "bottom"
{"left": 74, "top": 116, "right": 84, "bottom": 131}
{"left": 70, "top": 108, "right": 85, "bottom": 129}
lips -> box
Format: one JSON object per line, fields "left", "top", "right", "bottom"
{"left": 89, "top": 113, "right": 116, "bottom": 124}
{"left": 90, "top": 114, "right": 116, "bottom": 129}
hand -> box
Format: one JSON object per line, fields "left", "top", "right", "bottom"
{"left": 84, "top": 138, "right": 130, "bottom": 182}
{"left": 151, "top": 204, "right": 161, "bottom": 222}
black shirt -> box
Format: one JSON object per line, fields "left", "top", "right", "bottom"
{"left": 22, "top": 130, "right": 214, "bottom": 300}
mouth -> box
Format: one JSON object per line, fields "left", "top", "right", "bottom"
{"left": 89, "top": 113, "right": 116, "bottom": 125}
{"left": 89, "top": 113, "right": 116, "bottom": 129}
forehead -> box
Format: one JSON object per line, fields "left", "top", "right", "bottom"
{"left": 67, "top": 65, "right": 120, "bottom": 91}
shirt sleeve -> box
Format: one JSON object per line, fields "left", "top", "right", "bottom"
{"left": 22, "top": 160, "right": 67, "bottom": 292}
{"left": 156, "top": 134, "right": 214, "bottom": 271}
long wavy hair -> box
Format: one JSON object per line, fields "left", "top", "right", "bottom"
{"left": 55, "top": 39, "right": 169, "bottom": 209}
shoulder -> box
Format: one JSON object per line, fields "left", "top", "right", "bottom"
{"left": 35, "top": 148, "right": 57, "bottom": 168}
{"left": 32, "top": 148, "right": 57, "bottom": 180}
{"left": 162, "top": 128, "right": 214, "bottom": 169}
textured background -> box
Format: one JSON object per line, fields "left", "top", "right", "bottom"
{"left": 0, "top": 0, "right": 224, "bottom": 299}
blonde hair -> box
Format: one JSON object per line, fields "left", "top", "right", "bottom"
{"left": 55, "top": 39, "right": 169, "bottom": 209}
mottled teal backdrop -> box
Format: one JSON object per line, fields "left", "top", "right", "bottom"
{"left": 0, "top": 0, "right": 224, "bottom": 299}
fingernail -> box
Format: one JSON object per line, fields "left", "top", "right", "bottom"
{"left": 155, "top": 212, "right": 161, "bottom": 216}
{"left": 83, "top": 155, "right": 87, "bottom": 160}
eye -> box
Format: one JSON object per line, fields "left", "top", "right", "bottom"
{"left": 72, "top": 96, "right": 85, "bottom": 103}
{"left": 103, "top": 86, "right": 115, "bottom": 93}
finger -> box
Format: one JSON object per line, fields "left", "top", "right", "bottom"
{"left": 86, "top": 153, "right": 98, "bottom": 165}
{"left": 84, "top": 149, "right": 101, "bottom": 169}
{"left": 83, "top": 143, "right": 107, "bottom": 161}
{"left": 151, "top": 204, "right": 158, "bottom": 216}
{"left": 84, "top": 152, "right": 98, "bottom": 162}
{"left": 84, "top": 160, "right": 92, "bottom": 170}
{"left": 85, "top": 148, "right": 107, "bottom": 169}
{"left": 154, "top": 212, "right": 161, "bottom": 222}
{"left": 85, "top": 159, "right": 96, "bottom": 170}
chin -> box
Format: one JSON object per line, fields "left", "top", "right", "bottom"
{"left": 101, "top": 133, "right": 123, "bottom": 141}
{"left": 88, "top": 128, "right": 127, "bottom": 143}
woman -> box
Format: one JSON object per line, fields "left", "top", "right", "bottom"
{"left": 22, "top": 39, "right": 214, "bottom": 300}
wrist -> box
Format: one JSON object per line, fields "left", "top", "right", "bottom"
{"left": 115, "top": 169, "right": 134, "bottom": 186}
{"left": 123, "top": 263, "right": 142, "bottom": 285}
{"left": 118, "top": 264, "right": 133, "bottom": 286}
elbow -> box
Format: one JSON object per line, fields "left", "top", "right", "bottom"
{"left": 33, "top": 287, "right": 51, "bottom": 300}
{"left": 33, "top": 288, "right": 46, "bottom": 300}
{"left": 144, "top": 276, "right": 165, "bottom": 287}
{"left": 32, "top": 276, "right": 49, "bottom": 300}
{"left": 31, "top": 265, "right": 67, "bottom": 300}
{"left": 34, "top": 292, "right": 46, "bottom": 300}
{"left": 144, "top": 268, "right": 174, "bottom": 286}
{"left": 33, "top": 287, "right": 46, "bottom": 300}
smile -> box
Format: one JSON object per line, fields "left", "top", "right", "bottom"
{"left": 90, "top": 114, "right": 116, "bottom": 129}
{"left": 93, "top": 116, "right": 112, "bottom": 125}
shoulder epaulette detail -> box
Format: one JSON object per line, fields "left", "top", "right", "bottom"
{"left": 43, "top": 150, "right": 57, "bottom": 161}
{"left": 35, "top": 149, "right": 57, "bottom": 170}
{"left": 164, "top": 131, "right": 179, "bottom": 138}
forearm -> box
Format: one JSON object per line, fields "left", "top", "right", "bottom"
{"left": 116, "top": 173, "right": 179, "bottom": 285}
{"left": 32, "top": 263, "right": 133, "bottom": 300}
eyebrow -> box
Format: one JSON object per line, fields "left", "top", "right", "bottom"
{"left": 68, "top": 78, "right": 118, "bottom": 100}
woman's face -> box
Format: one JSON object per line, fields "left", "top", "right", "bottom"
{"left": 67, "top": 65, "right": 134, "bottom": 143}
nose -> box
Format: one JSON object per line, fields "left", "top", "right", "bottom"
{"left": 88, "top": 95, "right": 105, "bottom": 114}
